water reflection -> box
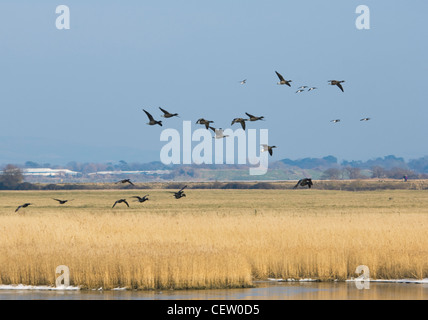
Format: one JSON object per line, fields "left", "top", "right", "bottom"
{"left": 0, "top": 281, "right": 427, "bottom": 300}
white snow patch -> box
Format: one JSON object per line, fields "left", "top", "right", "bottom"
{"left": 0, "top": 284, "right": 80, "bottom": 291}
{"left": 346, "top": 278, "right": 428, "bottom": 284}
{"left": 268, "top": 278, "right": 428, "bottom": 284}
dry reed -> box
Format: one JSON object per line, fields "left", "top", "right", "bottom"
{"left": 0, "top": 189, "right": 427, "bottom": 289}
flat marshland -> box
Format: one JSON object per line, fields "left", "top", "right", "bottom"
{"left": 0, "top": 188, "right": 427, "bottom": 290}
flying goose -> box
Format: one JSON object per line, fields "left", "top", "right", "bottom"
{"left": 116, "top": 179, "right": 135, "bottom": 186}
{"left": 143, "top": 109, "right": 163, "bottom": 126}
{"left": 308, "top": 87, "right": 317, "bottom": 91}
{"left": 15, "top": 203, "right": 32, "bottom": 213}
{"left": 296, "top": 89, "right": 305, "bottom": 93}
{"left": 240, "top": 79, "right": 247, "bottom": 85}
{"left": 112, "top": 199, "right": 129, "bottom": 208}
{"left": 261, "top": 144, "right": 277, "bottom": 156}
{"left": 245, "top": 112, "right": 264, "bottom": 122}
{"left": 53, "top": 199, "right": 73, "bottom": 205}
{"left": 159, "top": 107, "right": 179, "bottom": 118}
{"left": 132, "top": 195, "right": 149, "bottom": 203}
{"left": 360, "top": 117, "right": 371, "bottom": 121}
{"left": 209, "top": 126, "right": 229, "bottom": 139}
{"left": 172, "top": 186, "right": 187, "bottom": 199}
{"left": 328, "top": 80, "right": 345, "bottom": 92}
{"left": 275, "top": 71, "right": 292, "bottom": 87}
{"left": 331, "top": 119, "right": 341, "bottom": 123}
{"left": 293, "top": 178, "right": 313, "bottom": 189}
{"left": 231, "top": 118, "right": 248, "bottom": 130}
{"left": 298, "top": 86, "right": 308, "bottom": 89}
{"left": 196, "top": 118, "right": 214, "bottom": 129}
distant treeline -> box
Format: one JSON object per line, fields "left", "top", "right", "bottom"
{"left": 276, "top": 155, "right": 428, "bottom": 173}
{"left": 14, "top": 155, "right": 428, "bottom": 174}
{"left": 2, "top": 180, "right": 428, "bottom": 192}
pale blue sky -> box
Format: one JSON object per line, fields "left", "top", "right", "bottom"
{"left": 0, "top": 1, "right": 426, "bottom": 165}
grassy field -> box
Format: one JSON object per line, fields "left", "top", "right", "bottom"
{"left": 0, "top": 188, "right": 427, "bottom": 290}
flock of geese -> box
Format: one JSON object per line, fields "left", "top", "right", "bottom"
{"left": 13, "top": 71, "right": 363, "bottom": 213}
{"left": 14, "top": 182, "right": 188, "bottom": 212}
{"left": 14, "top": 179, "right": 315, "bottom": 212}
{"left": 141, "top": 71, "right": 370, "bottom": 155}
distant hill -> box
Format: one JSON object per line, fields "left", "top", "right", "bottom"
{"left": 2, "top": 155, "right": 428, "bottom": 185}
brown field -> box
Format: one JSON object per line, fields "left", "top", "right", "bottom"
{"left": 0, "top": 188, "right": 427, "bottom": 290}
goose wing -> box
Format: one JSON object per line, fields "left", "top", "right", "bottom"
{"left": 159, "top": 107, "right": 170, "bottom": 115}
{"left": 275, "top": 71, "right": 285, "bottom": 82}
{"left": 240, "top": 120, "right": 246, "bottom": 131}
{"left": 293, "top": 179, "right": 303, "bottom": 189}
{"left": 143, "top": 109, "right": 155, "bottom": 121}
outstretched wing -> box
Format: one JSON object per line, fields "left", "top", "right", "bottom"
{"left": 336, "top": 83, "right": 344, "bottom": 92}
{"left": 112, "top": 201, "right": 118, "bottom": 208}
{"left": 268, "top": 148, "right": 273, "bottom": 156}
{"left": 15, "top": 205, "right": 22, "bottom": 212}
{"left": 143, "top": 109, "right": 155, "bottom": 121}
{"left": 293, "top": 179, "right": 303, "bottom": 189}
{"left": 179, "top": 185, "right": 187, "bottom": 193}
{"left": 159, "top": 107, "right": 169, "bottom": 115}
{"left": 241, "top": 121, "right": 246, "bottom": 131}
{"left": 245, "top": 112, "right": 255, "bottom": 118}
{"left": 124, "top": 200, "right": 129, "bottom": 207}
{"left": 275, "top": 71, "right": 285, "bottom": 82}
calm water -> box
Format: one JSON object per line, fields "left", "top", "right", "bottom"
{"left": 0, "top": 281, "right": 427, "bottom": 300}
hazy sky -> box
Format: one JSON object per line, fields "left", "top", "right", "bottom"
{"left": 0, "top": 1, "right": 427, "bottom": 165}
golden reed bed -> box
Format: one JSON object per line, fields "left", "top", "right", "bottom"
{"left": 0, "top": 189, "right": 427, "bottom": 290}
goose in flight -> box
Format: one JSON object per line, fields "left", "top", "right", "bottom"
{"left": 231, "top": 118, "right": 248, "bottom": 130}
{"left": 112, "top": 199, "right": 129, "bottom": 208}
{"left": 196, "top": 118, "right": 214, "bottom": 129}
{"left": 308, "top": 87, "right": 317, "bottom": 91}
{"left": 171, "top": 186, "right": 187, "bottom": 199}
{"left": 159, "top": 107, "right": 179, "bottom": 118}
{"left": 132, "top": 195, "right": 149, "bottom": 203}
{"left": 360, "top": 117, "right": 371, "bottom": 121}
{"left": 261, "top": 144, "right": 277, "bottom": 156}
{"left": 53, "top": 199, "right": 73, "bottom": 205}
{"left": 328, "top": 80, "right": 345, "bottom": 92}
{"left": 293, "top": 178, "right": 313, "bottom": 189}
{"left": 296, "top": 89, "right": 305, "bottom": 93}
{"left": 298, "top": 86, "right": 308, "bottom": 89}
{"left": 116, "top": 179, "right": 135, "bottom": 186}
{"left": 245, "top": 112, "right": 264, "bottom": 122}
{"left": 275, "top": 71, "right": 292, "bottom": 87}
{"left": 209, "top": 126, "right": 229, "bottom": 139}
{"left": 143, "top": 109, "right": 163, "bottom": 126}
{"left": 330, "top": 119, "right": 341, "bottom": 123}
{"left": 15, "top": 203, "right": 32, "bottom": 213}
{"left": 240, "top": 79, "right": 247, "bottom": 85}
